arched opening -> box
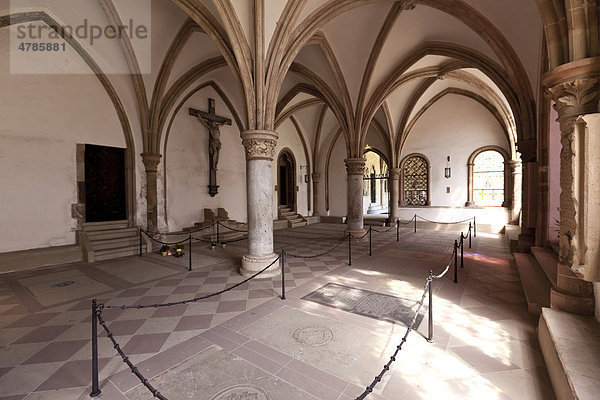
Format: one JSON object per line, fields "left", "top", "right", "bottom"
{"left": 401, "top": 155, "right": 430, "bottom": 206}
{"left": 363, "top": 148, "right": 389, "bottom": 215}
{"left": 467, "top": 147, "right": 510, "bottom": 208}
{"left": 277, "top": 149, "right": 296, "bottom": 211}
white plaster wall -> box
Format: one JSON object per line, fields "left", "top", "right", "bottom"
{"left": 548, "top": 105, "right": 561, "bottom": 241}
{"left": 326, "top": 133, "right": 348, "bottom": 216}
{"left": 0, "top": 71, "right": 125, "bottom": 252}
{"left": 165, "top": 88, "right": 246, "bottom": 232}
{"left": 401, "top": 95, "right": 510, "bottom": 208}
{"left": 273, "top": 119, "right": 310, "bottom": 219}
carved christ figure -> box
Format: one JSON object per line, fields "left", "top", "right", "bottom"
{"left": 196, "top": 117, "right": 226, "bottom": 171}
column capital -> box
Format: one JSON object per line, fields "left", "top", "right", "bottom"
{"left": 241, "top": 130, "right": 278, "bottom": 161}
{"left": 543, "top": 58, "right": 600, "bottom": 127}
{"left": 344, "top": 158, "right": 366, "bottom": 175}
{"left": 389, "top": 168, "right": 401, "bottom": 180}
{"left": 141, "top": 153, "right": 161, "bottom": 173}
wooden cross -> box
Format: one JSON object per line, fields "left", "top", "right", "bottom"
{"left": 188, "top": 99, "right": 232, "bottom": 126}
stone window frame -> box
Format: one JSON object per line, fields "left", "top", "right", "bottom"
{"left": 400, "top": 153, "right": 431, "bottom": 207}
{"left": 466, "top": 146, "right": 511, "bottom": 207}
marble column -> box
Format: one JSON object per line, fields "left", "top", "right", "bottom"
{"left": 345, "top": 158, "right": 367, "bottom": 238}
{"left": 141, "top": 153, "right": 161, "bottom": 232}
{"left": 508, "top": 160, "right": 522, "bottom": 224}
{"left": 545, "top": 73, "right": 599, "bottom": 315}
{"left": 240, "top": 130, "right": 280, "bottom": 278}
{"left": 312, "top": 172, "right": 320, "bottom": 216}
{"left": 389, "top": 168, "right": 400, "bottom": 224}
{"left": 465, "top": 162, "right": 475, "bottom": 207}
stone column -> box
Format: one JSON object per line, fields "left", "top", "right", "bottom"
{"left": 545, "top": 74, "right": 599, "bottom": 315}
{"left": 389, "top": 168, "right": 400, "bottom": 224}
{"left": 516, "top": 141, "right": 537, "bottom": 252}
{"left": 465, "top": 162, "right": 475, "bottom": 207}
{"left": 141, "top": 153, "right": 161, "bottom": 232}
{"left": 502, "top": 161, "right": 512, "bottom": 208}
{"left": 345, "top": 158, "right": 367, "bottom": 238}
{"left": 312, "top": 172, "right": 320, "bottom": 216}
{"left": 507, "top": 160, "right": 522, "bottom": 224}
{"left": 240, "top": 130, "right": 280, "bottom": 278}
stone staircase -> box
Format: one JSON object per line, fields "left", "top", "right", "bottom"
{"left": 513, "top": 244, "right": 558, "bottom": 314}
{"left": 278, "top": 207, "right": 307, "bottom": 228}
{"left": 80, "top": 220, "right": 147, "bottom": 262}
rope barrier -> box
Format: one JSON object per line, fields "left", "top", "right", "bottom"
{"left": 90, "top": 256, "right": 281, "bottom": 398}
{"left": 142, "top": 222, "right": 217, "bottom": 237}
{"left": 371, "top": 226, "right": 394, "bottom": 233}
{"left": 285, "top": 234, "right": 349, "bottom": 259}
{"left": 396, "top": 215, "right": 417, "bottom": 225}
{"left": 141, "top": 230, "right": 189, "bottom": 246}
{"left": 101, "top": 256, "right": 280, "bottom": 311}
{"left": 96, "top": 308, "right": 167, "bottom": 399}
{"left": 217, "top": 221, "right": 249, "bottom": 233}
{"left": 355, "top": 272, "right": 431, "bottom": 400}
{"left": 415, "top": 215, "right": 475, "bottom": 225}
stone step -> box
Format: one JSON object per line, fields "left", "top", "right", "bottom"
{"left": 504, "top": 225, "right": 520, "bottom": 254}
{"left": 279, "top": 208, "right": 292, "bottom": 213}
{"left": 531, "top": 246, "right": 558, "bottom": 287}
{"left": 538, "top": 308, "right": 600, "bottom": 400}
{"left": 86, "top": 227, "right": 139, "bottom": 241}
{"left": 82, "top": 220, "right": 129, "bottom": 231}
{"left": 290, "top": 221, "right": 307, "bottom": 228}
{"left": 514, "top": 253, "right": 551, "bottom": 314}
{"left": 91, "top": 237, "right": 142, "bottom": 251}
{"left": 281, "top": 211, "right": 295, "bottom": 217}
{"left": 0, "top": 245, "right": 82, "bottom": 274}
{"left": 94, "top": 244, "right": 147, "bottom": 261}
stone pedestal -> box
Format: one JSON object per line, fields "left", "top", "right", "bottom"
{"left": 141, "top": 153, "right": 161, "bottom": 232}
{"left": 240, "top": 130, "right": 280, "bottom": 278}
{"left": 312, "top": 172, "right": 320, "bottom": 216}
{"left": 345, "top": 158, "right": 366, "bottom": 238}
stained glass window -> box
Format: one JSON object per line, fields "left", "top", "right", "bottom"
{"left": 403, "top": 156, "right": 428, "bottom": 206}
{"left": 473, "top": 150, "right": 504, "bottom": 206}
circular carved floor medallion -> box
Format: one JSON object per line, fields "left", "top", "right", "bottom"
{"left": 292, "top": 326, "right": 333, "bottom": 346}
{"left": 211, "top": 384, "right": 271, "bottom": 400}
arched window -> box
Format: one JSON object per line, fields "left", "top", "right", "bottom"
{"left": 472, "top": 150, "right": 504, "bottom": 206}
{"left": 403, "top": 155, "right": 429, "bottom": 206}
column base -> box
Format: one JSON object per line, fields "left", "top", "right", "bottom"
{"left": 465, "top": 201, "right": 475, "bottom": 207}
{"left": 345, "top": 228, "right": 367, "bottom": 241}
{"left": 240, "top": 253, "right": 280, "bottom": 278}
{"left": 550, "top": 287, "right": 595, "bottom": 316}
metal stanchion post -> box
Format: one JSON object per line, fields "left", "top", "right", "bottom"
{"left": 474, "top": 216, "right": 477, "bottom": 237}
{"left": 469, "top": 222, "right": 472, "bottom": 248}
{"left": 396, "top": 220, "right": 399, "bottom": 242}
{"left": 139, "top": 229, "right": 142, "bottom": 257}
{"left": 453, "top": 240, "right": 458, "bottom": 283}
{"left": 217, "top": 222, "right": 220, "bottom": 244}
{"left": 369, "top": 226, "right": 372, "bottom": 256}
{"left": 427, "top": 270, "right": 434, "bottom": 343}
{"left": 188, "top": 236, "right": 192, "bottom": 272}
{"left": 281, "top": 249, "right": 286, "bottom": 300}
{"left": 460, "top": 233, "right": 464, "bottom": 268}
{"left": 414, "top": 214, "right": 417, "bottom": 233}
{"left": 90, "top": 299, "right": 101, "bottom": 397}
{"left": 348, "top": 234, "right": 352, "bottom": 266}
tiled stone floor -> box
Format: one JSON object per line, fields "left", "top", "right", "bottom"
{"left": 0, "top": 223, "right": 555, "bottom": 399}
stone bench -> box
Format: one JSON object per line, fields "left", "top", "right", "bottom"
{"left": 538, "top": 308, "right": 600, "bottom": 400}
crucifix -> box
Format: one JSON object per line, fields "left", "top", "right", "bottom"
{"left": 189, "top": 99, "right": 231, "bottom": 197}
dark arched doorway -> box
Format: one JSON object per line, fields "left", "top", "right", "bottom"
{"left": 277, "top": 149, "right": 296, "bottom": 211}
